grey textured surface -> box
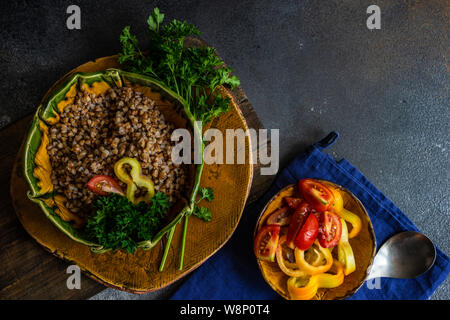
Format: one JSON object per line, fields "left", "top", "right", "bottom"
{"left": 1, "top": 0, "right": 448, "bottom": 299}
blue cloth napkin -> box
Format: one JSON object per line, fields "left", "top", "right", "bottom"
{"left": 171, "top": 132, "right": 450, "bottom": 300}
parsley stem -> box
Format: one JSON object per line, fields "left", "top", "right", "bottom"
{"left": 159, "top": 224, "right": 176, "bottom": 272}
{"left": 179, "top": 215, "right": 189, "bottom": 270}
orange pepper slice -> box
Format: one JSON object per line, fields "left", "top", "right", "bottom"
{"left": 287, "top": 261, "right": 345, "bottom": 300}
{"left": 287, "top": 275, "right": 318, "bottom": 300}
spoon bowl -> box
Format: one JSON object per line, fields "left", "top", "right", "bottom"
{"left": 367, "top": 231, "right": 436, "bottom": 280}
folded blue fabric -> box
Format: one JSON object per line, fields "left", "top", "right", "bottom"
{"left": 171, "top": 132, "right": 450, "bottom": 300}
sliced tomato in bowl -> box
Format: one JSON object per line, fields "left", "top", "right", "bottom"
{"left": 266, "top": 206, "right": 291, "bottom": 226}
{"left": 87, "top": 175, "right": 124, "bottom": 196}
{"left": 286, "top": 202, "right": 310, "bottom": 249}
{"left": 284, "top": 197, "right": 302, "bottom": 209}
{"left": 318, "top": 211, "right": 342, "bottom": 248}
{"left": 299, "top": 179, "right": 334, "bottom": 212}
{"left": 254, "top": 225, "right": 280, "bottom": 262}
{"left": 294, "top": 212, "right": 319, "bottom": 250}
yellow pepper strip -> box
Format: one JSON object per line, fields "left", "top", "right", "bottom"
{"left": 338, "top": 209, "right": 362, "bottom": 239}
{"left": 287, "top": 261, "right": 345, "bottom": 300}
{"left": 305, "top": 246, "right": 324, "bottom": 266}
{"left": 294, "top": 240, "right": 333, "bottom": 275}
{"left": 329, "top": 186, "right": 362, "bottom": 238}
{"left": 114, "top": 157, "right": 155, "bottom": 205}
{"left": 114, "top": 158, "right": 134, "bottom": 184}
{"left": 315, "top": 261, "right": 345, "bottom": 288}
{"left": 287, "top": 275, "right": 318, "bottom": 300}
{"left": 329, "top": 187, "right": 343, "bottom": 211}
{"left": 338, "top": 217, "right": 356, "bottom": 275}
{"left": 276, "top": 236, "right": 307, "bottom": 277}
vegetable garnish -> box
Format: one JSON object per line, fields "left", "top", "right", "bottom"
{"left": 254, "top": 225, "right": 280, "bottom": 262}
{"left": 255, "top": 179, "right": 363, "bottom": 300}
{"left": 287, "top": 275, "right": 317, "bottom": 300}
{"left": 286, "top": 202, "right": 310, "bottom": 249}
{"left": 284, "top": 197, "right": 302, "bottom": 209}
{"left": 192, "top": 206, "right": 212, "bottom": 222}
{"left": 267, "top": 206, "right": 291, "bottom": 226}
{"left": 85, "top": 192, "right": 170, "bottom": 253}
{"left": 293, "top": 211, "right": 319, "bottom": 251}
{"left": 317, "top": 211, "right": 342, "bottom": 248}
{"left": 87, "top": 175, "right": 124, "bottom": 196}
{"left": 299, "top": 179, "right": 335, "bottom": 212}
{"left": 287, "top": 261, "right": 344, "bottom": 300}
{"left": 337, "top": 209, "right": 362, "bottom": 239}
{"left": 119, "top": 8, "right": 239, "bottom": 270}
{"left": 119, "top": 7, "right": 240, "bottom": 124}
{"left": 198, "top": 186, "right": 215, "bottom": 202}
{"left": 114, "top": 157, "right": 155, "bottom": 205}
{"left": 294, "top": 241, "right": 333, "bottom": 275}
{"left": 175, "top": 187, "right": 215, "bottom": 271}
{"left": 276, "top": 236, "right": 307, "bottom": 277}
{"left": 328, "top": 186, "right": 362, "bottom": 239}
{"left": 337, "top": 217, "right": 356, "bottom": 275}
{"left": 192, "top": 187, "right": 214, "bottom": 222}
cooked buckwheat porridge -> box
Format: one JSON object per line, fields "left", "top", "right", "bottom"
{"left": 47, "top": 86, "right": 187, "bottom": 216}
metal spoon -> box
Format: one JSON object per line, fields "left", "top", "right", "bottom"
{"left": 366, "top": 231, "right": 436, "bottom": 279}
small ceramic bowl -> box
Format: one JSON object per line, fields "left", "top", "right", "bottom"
{"left": 254, "top": 180, "right": 377, "bottom": 300}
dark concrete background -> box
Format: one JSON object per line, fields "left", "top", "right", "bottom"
{"left": 1, "top": 0, "right": 448, "bottom": 299}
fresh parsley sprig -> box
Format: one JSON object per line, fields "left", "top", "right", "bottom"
{"left": 177, "top": 187, "right": 215, "bottom": 269}
{"left": 85, "top": 192, "right": 169, "bottom": 254}
{"left": 192, "top": 207, "right": 212, "bottom": 222}
{"left": 192, "top": 187, "right": 214, "bottom": 222}
{"left": 118, "top": 7, "right": 240, "bottom": 124}
{"left": 118, "top": 8, "right": 237, "bottom": 270}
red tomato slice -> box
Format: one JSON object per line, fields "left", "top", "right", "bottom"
{"left": 87, "top": 175, "right": 124, "bottom": 196}
{"left": 294, "top": 212, "right": 319, "bottom": 250}
{"left": 284, "top": 197, "right": 302, "bottom": 209}
{"left": 299, "top": 179, "right": 334, "bottom": 212}
{"left": 286, "top": 202, "right": 310, "bottom": 249}
{"left": 267, "top": 206, "right": 291, "bottom": 226}
{"left": 318, "top": 211, "right": 342, "bottom": 248}
{"left": 254, "top": 225, "right": 280, "bottom": 262}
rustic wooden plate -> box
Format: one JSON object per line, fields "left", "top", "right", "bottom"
{"left": 255, "top": 180, "right": 376, "bottom": 300}
{"left": 10, "top": 55, "right": 253, "bottom": 293}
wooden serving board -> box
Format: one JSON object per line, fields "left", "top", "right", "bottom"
{"left": 1, "top": 41, "right": 274, "bottom": 299}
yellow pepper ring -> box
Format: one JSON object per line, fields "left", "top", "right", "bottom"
{"left": 114, "top": 157, "right": 134, "bottom": 184}
{"left": 276, "top": 236, "right": 308, "bottom": 277}
{"left": 279, "top": 232, "right": 302, "bottom": 269}
{"left": 338, "top": 209, "right": 362, "bottom": 239}
{"left": 287, "top": 261, "right": 345, "bottom": 300}
{"left": 287, "top": 275, "right": 319, "bottom": 300}
{"left": 328, "top": 186, "right": 362, "bottom": 239}
{"left": 311, "top": 247, "right": 325, "bottom": 266}
{"left": 337, "top": 217, "right": 356, "bottom": 275}
{"left": 315, "top": 260, "right": 345, "bottom": 288}
{"left": 294, "top": 240, "right": 333, "bottom": 275}
{"left": 114, "top": 157, "right": 155, "bottom": 205}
